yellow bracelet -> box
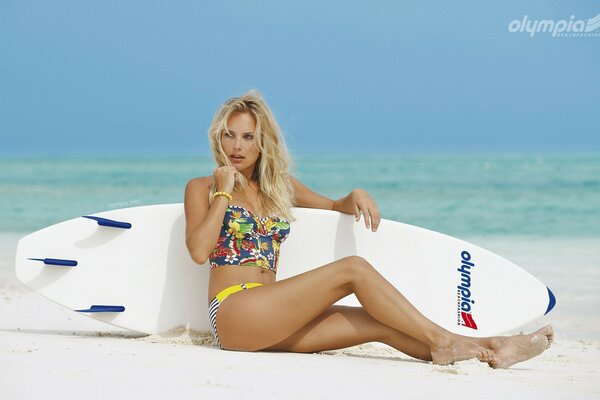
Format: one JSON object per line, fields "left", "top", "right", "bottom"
{"left": 212, "top": 191, "right": 232, "bottom": 202}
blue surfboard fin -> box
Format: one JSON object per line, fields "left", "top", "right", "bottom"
{"left": 544, "top": 287, "right": 556, "bottom": 315}
{"left": 27, "top": 258, "right": 78, "bottom": 267}
{"left": 82, "top": 215, "right": 132, "bottom": 229}
{"left": 75, "top": 305, "right": 125, "bottom": 313}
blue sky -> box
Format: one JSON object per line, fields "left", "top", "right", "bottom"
{"left": 1, "top": 1, "right": 599, "bottom": 156}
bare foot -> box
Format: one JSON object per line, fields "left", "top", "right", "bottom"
{"left": 489, "top": 325, "right": 553, "bottom": 369}
{"left": 430, "top": 339, "right": 498, "bottom": 366}
{"left": 543, "top": 325, "right": 555, "bottom": 348}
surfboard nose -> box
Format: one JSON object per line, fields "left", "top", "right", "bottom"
{"left": 545, "top": 287, "right": 557, "bottom": 315}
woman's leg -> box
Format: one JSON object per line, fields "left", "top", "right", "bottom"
{"left": 263, "top": 305, "right": 433, "bottom": 361}
{"left": 216, "top": 255, "right": 497, "bottom": 364}
{"left": 261, "top": 304, "right": 553, "bottom": 369}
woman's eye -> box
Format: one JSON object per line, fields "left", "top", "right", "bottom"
{"left": 245, "top": 135, "right": 254, "bottom": 140}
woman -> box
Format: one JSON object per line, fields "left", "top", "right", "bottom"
{"left": 184, "top": 90, "right": 553, "bottom": 368}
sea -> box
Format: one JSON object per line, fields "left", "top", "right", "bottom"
{"left": 1, "top": 152, "right": 599, "bottom": 237}
{"left": 1, "top": 152, "right": 599, "bottom": 339}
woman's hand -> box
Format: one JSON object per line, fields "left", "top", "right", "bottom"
{"left": 289, "top": 176, "right": 381, "bottom": 232}
{"left": 213, "top": 166, "right": 238, "bottom": 194}
{"left": 350, "top": 189, "right": 381, "bottom": 232}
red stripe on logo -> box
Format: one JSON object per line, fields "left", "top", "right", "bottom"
{"left": 461, "top": 312, "right": 478, "bottom": 330}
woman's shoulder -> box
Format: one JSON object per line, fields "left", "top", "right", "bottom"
{"left": 185, "top": 176, "right": 215, "bottom": 197}
{"left": 186, "top": 175, "right": 215, "bottom": 188}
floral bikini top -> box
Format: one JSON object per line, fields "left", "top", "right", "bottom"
{"left": 208, "top": 205, "right": 291, "bottom": 274}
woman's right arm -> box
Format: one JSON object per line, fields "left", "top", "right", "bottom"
{"left": 184, "top": 176, "right": 230, "bottom": 265}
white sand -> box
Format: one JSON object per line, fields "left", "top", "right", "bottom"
{"left": 1, "top": 233, "right": 600, "bottom": 399}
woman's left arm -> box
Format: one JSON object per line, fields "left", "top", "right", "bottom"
{"left": 290, "top": 176, "right": 381, "bottom": 232}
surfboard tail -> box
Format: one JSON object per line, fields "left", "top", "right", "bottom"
{"left": 545, "top": 287, "right": 556, "bottom": 315}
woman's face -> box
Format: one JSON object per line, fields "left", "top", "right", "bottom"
{"left": 221, "top": 111, "right": 260, "bottom": 176}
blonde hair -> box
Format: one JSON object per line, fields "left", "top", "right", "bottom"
{"left": 207, "top": 89, "right": 296, "bottom": 221}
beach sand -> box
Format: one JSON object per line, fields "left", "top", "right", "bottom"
{"left": 1, "top": 233, "right": 599, "bottom": 399}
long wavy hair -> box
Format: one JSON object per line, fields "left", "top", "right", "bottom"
{"left": 207, "top": 89, "right": 296, "bottom": 221}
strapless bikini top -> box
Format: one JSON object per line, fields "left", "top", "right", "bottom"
{"left": 208, "top": 205, "right": 291, "bottom": 274}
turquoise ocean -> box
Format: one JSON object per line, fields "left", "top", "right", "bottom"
{"left": 1, "top": 153, "right": 599, "bottom": 339}
{"left": 1, "top": 153, "right": 599, "bottom": 238}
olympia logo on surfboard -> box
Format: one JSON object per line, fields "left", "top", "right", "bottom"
{"left": 457, "top": 250, "right": 478, "bottom": 330}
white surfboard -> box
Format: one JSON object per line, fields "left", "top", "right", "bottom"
{"left": 14, "top": 203, "right": 555, "bottom": 337}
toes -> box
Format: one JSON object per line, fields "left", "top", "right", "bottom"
{"left": 479, "top": 349, "right": 500, "bottom": 368}
{"left": 536, "top": 325, "right": 554, "bottom": 349}
{"left": 477, "top": 350, "right": 487, "bottom": 362}
{"left": 541, "top": 326, "right": 554, "bottom": 344}
{"left": 541, "top": 325, "right": 554, "bottom": 336}
{"left": 488, "top": 356, "right": 500, "bottom": 368}
{"left": 477, "top": 348, "right": 497, "bottom": 364}
{"left": 530, "top": 335, "right": 549, "bottom": 355}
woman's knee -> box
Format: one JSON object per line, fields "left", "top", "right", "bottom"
{"left": 341, "top": 255, "right": 375, "bottom": 277}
